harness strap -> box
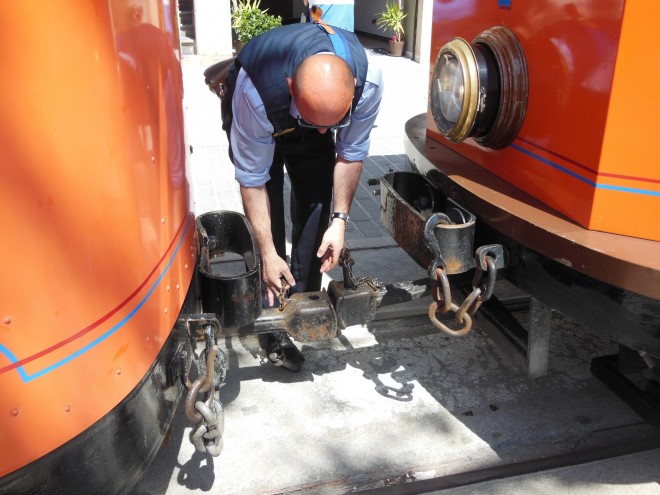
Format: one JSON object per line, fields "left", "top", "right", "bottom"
{"left": 315, "top": 23, "right": 353, "bottom": 66}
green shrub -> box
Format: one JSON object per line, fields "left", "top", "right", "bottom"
{"left": 231, "top": 0, "right": 282, "bottom": 44}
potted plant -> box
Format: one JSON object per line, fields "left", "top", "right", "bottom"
{"left": 231, "top": 0, "right": 282, "bottom": 51}
{"left": 376, "top": 1, "right": 407, "bottom": 56}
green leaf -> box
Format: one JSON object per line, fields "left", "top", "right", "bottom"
{"left": 375, "top": 1, "right": 407, "bottom": 41}
{"left": 231, "top": 0, "right": 282, "bottom": 43}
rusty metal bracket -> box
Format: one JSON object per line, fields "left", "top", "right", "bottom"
{"left": 423, "top": 200, "right": 477, "bottom": 275}
{"left": 254, "top": 291, "right": 338, "bottom": 342}
{"left": 328, "top": 281, "right": 383, "bottom": 329}
{"left": 180, "top": 313, "right": 221, "bottom": 342}
{"left": 381, "top": 172, "right": 476, "bottom": 274}
{"left": 475, "top": 244, "right": 506, "bottom": 271}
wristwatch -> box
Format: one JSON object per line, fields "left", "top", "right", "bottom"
{"left": 330, "top": 212, "right": 350, "bottom": 224}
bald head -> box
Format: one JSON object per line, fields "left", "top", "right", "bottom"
{"left": 290, "top": 54, "right": 355, "bottom": 129}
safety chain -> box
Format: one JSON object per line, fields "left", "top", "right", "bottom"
{"left": 182, "top": 323, "right": 226, "bottom": 457}
{"left": 279, "top": 277, "right": 290, "bottom": 311}
{"left": 339, "top": 248, "right": 383, "bottom": 290}
{"left": 428, "top": 247, "right": 501, "bottom": 337}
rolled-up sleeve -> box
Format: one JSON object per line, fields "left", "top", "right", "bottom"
{"left": 335, "top": 65, "right": 383, "bottom": 162}
{"left": 230, "top": 69, "right": 276, "bottom": 187}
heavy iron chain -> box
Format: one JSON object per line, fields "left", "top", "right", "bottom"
{"left": 183, "top": 323, "right": 225, "bottom": 457}
{"left": 339, "top": 248, "right": 383, "bottom": 290}
{"left": 279, "top": 277, "right": 289, "bottom": 311}
{"left": 428, "top": 253, "right": 498, "bottom": 337}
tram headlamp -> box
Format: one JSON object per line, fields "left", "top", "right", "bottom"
{"left": 436, "top": 54, "right": 462, "bottom": 124}
{"left": 430, "top": 27, "right": 528, "bottom": 149}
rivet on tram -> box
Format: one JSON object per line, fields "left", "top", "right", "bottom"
{"left": 3, "top": 316, "right": 11, "bottom": 325}
{"left": 10, "top": 409, "right": 18, "bottom": 416}
{"left": 64, "top": 405, "right": 71, "bottom": 413}
{"left": 116, "top": 368, "right": 122, "bottom": 375}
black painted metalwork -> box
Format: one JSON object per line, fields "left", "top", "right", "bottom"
{"left": 592, "top": 349, "right": 660, "bottom": 427}
{"left": 197, "top": 211, "right": 262, "bottom": 330}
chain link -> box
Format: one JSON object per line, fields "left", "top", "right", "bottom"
{"left": 428, "top": 300, "right": 473, "bottom": 336}
{"left": 427, "top": 253, "right": 499, "bottom": 337}
{"left": 339, "top": 248, "right": 383, "bottom": 290}
{"left": 183, "top": 325, "right": 225, "bottom": 457}
{"left": 279, "top": 277, "right": 289, "bottom": 311}
{"left": 431, "top": 267, "right": 452, "bottom": 314}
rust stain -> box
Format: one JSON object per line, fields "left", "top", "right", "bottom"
{"left": 113, "top": 343, "right": 129, "bottom": 361}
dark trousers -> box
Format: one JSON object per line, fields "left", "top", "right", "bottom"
{"left": 221, "top": 65, "right": 335, "bottom": 295}
{"left": 268, "top": 129, "right": 336, "bottom": 294}
{"left": 224, "top": 126, "right": 335, "bottom": 295}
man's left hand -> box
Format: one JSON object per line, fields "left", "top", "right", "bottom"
{"left": 317, "top": 220, "right": 346, "bottom": 272}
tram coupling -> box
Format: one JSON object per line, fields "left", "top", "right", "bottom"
{"left": 177, "top": 196, "right": 512, "bottom": 457}
{"left": 193, "top": 204, "right": 507, "bottom": 343}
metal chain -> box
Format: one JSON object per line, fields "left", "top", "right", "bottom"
{"left": 279, "top": 278, "right": 289, "bottom": 311}
{"left": 348, "top": 269, "right": 383, "bottom": 290}
{"left": 183, "top": 325, "right": 225, "bottom": 457}
{"left": 428, "top": 293, "right": 473, "bottom": 337}
{"left": 431, "top": 267, "right": 452, "bottom": 314}
{"left": 460, "top": 255, "right": 497, "bottom": 317}
{"left": 339, "top": 248, "right": 383, "bottom": 290}
{"left": 427, "top": 254, "right": 498, "bottom": 337}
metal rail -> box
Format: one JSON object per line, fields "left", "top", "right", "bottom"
{"left": 355, "top": 435, "right": 660, "bottom": 494}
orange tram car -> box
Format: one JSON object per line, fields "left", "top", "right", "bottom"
{"left": 2, "top": 0, "right": 660, "bottom": 494}
{"left": 385, "top": 0, "right": 660, "bottom": 415}
{"left": 0, "top": 2, "right": 199, "bottom": 493}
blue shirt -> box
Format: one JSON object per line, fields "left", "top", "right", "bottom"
{"left": 309, "top": 0, "right": 354, "bottom": 32}
{"left": 230, "top": 62, "right": 383, "bottom": 188}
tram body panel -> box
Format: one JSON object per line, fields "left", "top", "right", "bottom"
{"left": 0, "top": 0, "right": 194, "bottom": 481}
{"left": 396, "top": 0, "right": 660, "bottom": 359}
{"left": 427, "top": 0, "right": 660, "bottom": 241}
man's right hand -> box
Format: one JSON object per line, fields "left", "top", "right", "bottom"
{"left": 261, "top": 251, "right": 296, "bottom": 307}
{"left": 239, "top": 185, "right": 296, "bottom": 307}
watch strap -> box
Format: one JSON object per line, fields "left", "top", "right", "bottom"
{"left": 331, "top": 212, "right": 350, "bottom": 223}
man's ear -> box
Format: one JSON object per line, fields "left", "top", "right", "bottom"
{"left": 286, "top": 77, "right": 294, "bottom": 96}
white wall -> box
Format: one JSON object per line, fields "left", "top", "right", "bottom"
{"left": 354, "top": 0, "right": 415, "bottom": 40}
{"left": 419, "top": 0, "right": 432, "bottom": 67}
{"left": 195, "top": 0, "right": 233, "bottom": 57}
{"left": 355, "top": 0, "right": 387, "bottom": 37}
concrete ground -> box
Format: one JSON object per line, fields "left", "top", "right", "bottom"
{"left": 130, "top": 38, "right": 660, "bottom": 495}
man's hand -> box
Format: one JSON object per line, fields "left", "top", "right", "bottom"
{"left": 261, "top": 251, "right": 296, "bottom": 307}
{"left": 239, "top": 185, "right": 296, "bottom": 307}
{"left": 321, "top": 159, "right": 361, "bottom": 273}
{"left": 316, "top": 219, "right": 346, "bottom": 273}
